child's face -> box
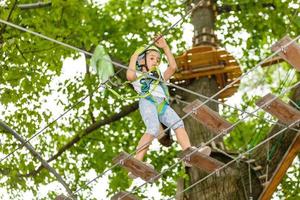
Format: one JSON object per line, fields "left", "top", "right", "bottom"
{"left": 146, "top": 50, "right": 160, "bottom": 70}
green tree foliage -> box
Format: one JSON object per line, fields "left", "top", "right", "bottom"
{"left": 0, "top": 0, "right": 299, "bottom": 199}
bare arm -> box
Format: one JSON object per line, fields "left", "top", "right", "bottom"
{"left": 162, "top": 45, "right": 177, "bottom": 81}
{"left": 127, "top": 47, "right": 145, "bottom": 81}
{"left": 154, "top": 35, "right": 177, "bottom": 81}
{"left": 127, "top": 53, "right": 138, "bottom": 81}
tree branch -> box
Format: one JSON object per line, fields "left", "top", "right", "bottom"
{"left": 217, "top": 3, "right": 276, "bottom": 14}
{"left": 0, "top": 0, "right": 18, "bottom": 41}
{"left": 0, "top": 120, "right": 74, "bottom": 197}
{"left": 15, "top": 44, "right": 28, "bottom": 62}
{"left": 22, "top": 102, "right": 139, "bottom": 177}
{"left": 2, "top": 2, "right": 52, "bottom": 10}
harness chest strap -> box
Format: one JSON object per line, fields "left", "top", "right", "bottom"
{"left": 143, "top": 69, "right": 170, "bottom": 116}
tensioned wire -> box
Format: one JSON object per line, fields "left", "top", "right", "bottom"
{"left": 1, "top": 13, "right": 297, "bottom": 198}
{"left": 0, "top": 68, "right": 124, "bottom": 163}
{"left": 1, "top": 1, "right": 299, "bottom": 167}
{"left": 105, "top": 5, "right": 300, "bottom": 199}
{"left": 168, "top": 112, "right": 300, "bottom": 200}
{"left": 0, "top": 0, "right": 205, "bottom": 164}
{"left": 80, "top": 35, "right": 300, "bottom": 199}
{"left": 0, "top": 0, "right": 207, "bottom": 198}
{"left": 69, "top": 36, "right": 300, "bottom": 199}
{"left": 176, "top": 119, "right": 299, "bottom": 200}
{"left": 174, "top": 9, "right": 300, "bottom": 198}
{"left": 246, "top": 65, "right": 295, "bottom": 149}
{"left": 120, "top": 78, "right": 300, "bottom": 200}
{"left": 1, "top": 8, "right": 300, "bottom": 200}
{"left": 117, "top": 33, "right": 300, "bottom": 199}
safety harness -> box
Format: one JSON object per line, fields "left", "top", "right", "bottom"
{"left": 140, "top": 67, "right": 170, "bottom": 116}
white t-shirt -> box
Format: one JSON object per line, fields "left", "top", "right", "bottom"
{"left": 131, "top": 70, "right": 166, "bottom": 98}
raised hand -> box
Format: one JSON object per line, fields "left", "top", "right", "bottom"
{"left": 154, "top": 34, "right": 168, "bottom": 49}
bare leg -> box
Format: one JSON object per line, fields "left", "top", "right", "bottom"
{"left": 174, "top": 127, "right": 191, "bottom": 150}
{"left": 135, "top": 133, "right": 155, "bottom": 161}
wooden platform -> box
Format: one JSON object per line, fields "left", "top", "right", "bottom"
{"left": 271, "top": 35, "right": 300, "bottom": 71}
{"left": 179, "top": 147, "right": 224, "bottom": 173}
{"left": 111, "top": 191, "right": 139, "bottom": 200}
{"left": 112, "top": 151, "right": 160, "bottom": 182}
{"left": 172, "top": 45, "right": 242, "bottom": 100}
{"left": 256, "top": 93, "right": 300, "bottom": 126}
{"left": 183, "top": 99, "right": 233, "bottom": 135}
{"left": 258, "top": 133, "right": 300, "bottom": 200}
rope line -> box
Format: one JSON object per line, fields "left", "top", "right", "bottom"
{"left": 0, "top": 0, "right": 203, "bottom": 163}
{"left": 1, "top": 11, "right": 299, "bottom": 200}
{"left": 0, "top": 1, "right": 206, "bottom": 198}
{"left": 88, "top": 35, "right": 300, "bottom": 199}
{"left": 0, "top": 68, "right": 124, "bottom": 163}
{"left": 120, "top": 81, "right": 300, "bottom": 200}
{"left": 247, "top": 65, "right": 294, "bottom": 149}
{"left": 290, "top": 98, "right": 300, "bottom": 110}
{"left": 117, "top": 35, "right": 300, "bottom": 199}
{"left": 169, "top": 119, "right": 300, "bottom": 200}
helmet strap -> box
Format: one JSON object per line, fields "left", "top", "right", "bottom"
{"left": 144, "top": 51, "right": 150, "bottom": 71}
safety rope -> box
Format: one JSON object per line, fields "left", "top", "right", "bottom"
{"left": 119, "top": 80, "right": 300, "bottom": 200}
{"left": 0, "top": 0, "right": 204, "bottom": 165}
{"left": 1, "top": 8, "right": 300, "bottom": 200}
{"left": 169, "top": 118, "right": 300, "bottom": 200}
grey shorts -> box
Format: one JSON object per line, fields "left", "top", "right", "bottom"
{"left": 139, "top": 97, "right": 184, "bottom": 137}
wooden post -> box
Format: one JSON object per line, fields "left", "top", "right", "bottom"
{"left": 258, "top": 134, "right": 300, "bottom": 200}
{"left": 112, "top": 152, "right": 160, "bottom": 182}
{"left": 183, "top": 99, "right": 233, "bottom": 135}
{"left": 176, "top": 178, "right": 185, "bottom": 200}
{"left": 271, "top": 35, "right": 300, "bottom": 71}
{"left": 256, "top": 93, "right": 300, "bottom": 126}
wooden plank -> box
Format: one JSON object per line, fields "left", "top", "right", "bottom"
{"left": 178, "top": 147, "right": 224, "bottom": 173}
{"left": 188, "top": 57, "right": 237, "bottom": 69}
{"left": 174, "top": 65, "right": 241, "bottom": 81}
{"left": 183, "top": 99, "right": 233, "bottom": 134}
{"left": 271, "top": 35, "right": 300, "bottom": 71}
{"left": 187, "top": 45, "right": 215, "bottom": 54}
{"left": 112, "top": 151, "right": 160, "bottom": 182}
{"left": 256, "top": 93, "right": 300, "bottom": 126}
{"left": 176, "top": 49, "right": 238, "bottom": 70}
{"left": 259, "top": 134, "right": 300, "bottom": 200}
{"left": 215, "top": 73, "right": 226, "bottom": 88}
{"left": 111, "top": 191, "right": 139, "bottom": 200}
{"left": 180, "top": 64, "right": 225, "bottom": 74}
